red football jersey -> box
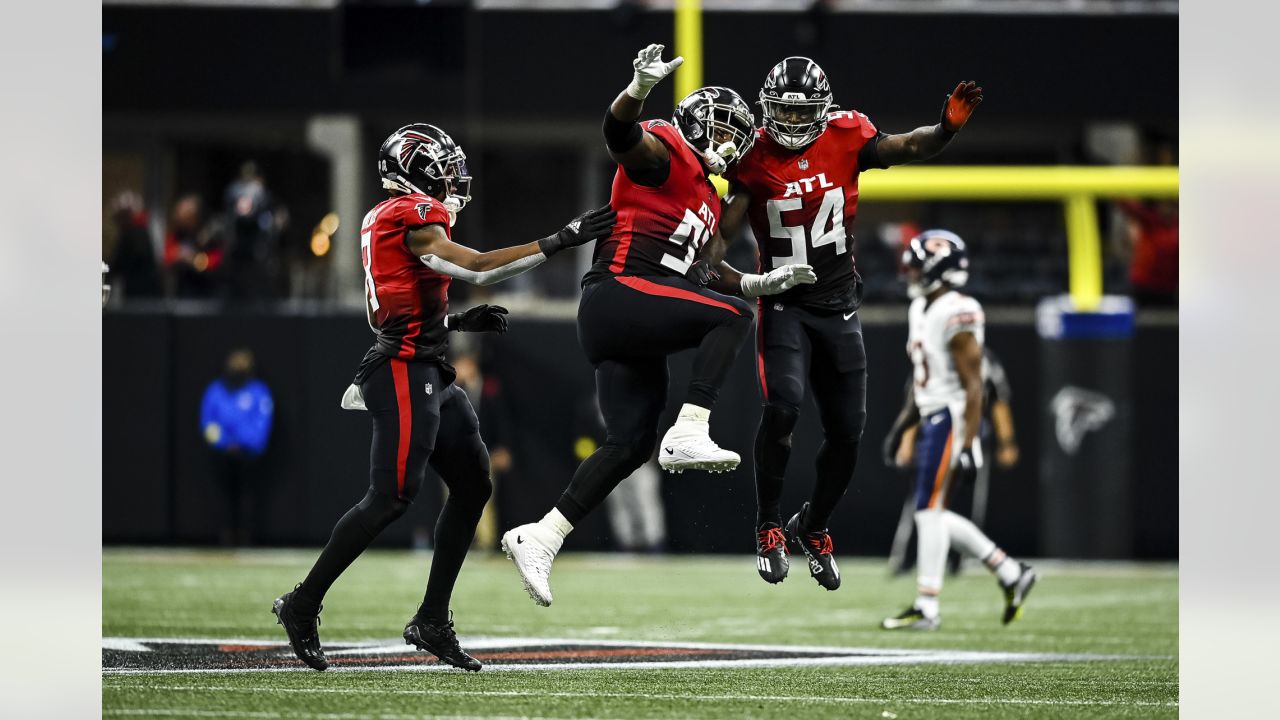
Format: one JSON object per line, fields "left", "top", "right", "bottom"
{"left": 585, "top": 120, "right": 722, "bottom": 284}
{"left": 359, "top": 193, "right": 453, "bottom": 361}
{"left": 728, "top": 110, "right": 879, "bottom": 311}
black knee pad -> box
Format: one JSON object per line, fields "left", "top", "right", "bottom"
{"left": 822, "top": 432, "right": 862, "bottom": 453}
{"left": 354, "top": 488, "right": 410, "bottom": 534}
{"left": 760, "top": 403, "right": 800, "bottom": 447}
{"left": 830, "top": 408, "right": 868, "bottom": 441}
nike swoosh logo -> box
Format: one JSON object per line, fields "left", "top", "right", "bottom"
{"left": 665, "top": 447, "right": 674, "bottom": 454}
{"left": 516, "top": 536, "right": 524, "bottom": 544}
{"left": 843, "top": 311, "right": 856, "bottom": 320}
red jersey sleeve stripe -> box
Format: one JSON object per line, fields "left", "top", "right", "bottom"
{"left": 390, "top": 359, "right": 413, "bottom": 499}
{"left": 615, "top": 275, "right": 743, "bottom": 316}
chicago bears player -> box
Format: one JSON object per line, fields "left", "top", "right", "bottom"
{"left": 880, "top": 230, "right": 1037, "bottom": 631}
{"left": 271, "top": 124, "right": 614, "bottom": 671}
{"left": 704, "top": 57, "right": 984, "bottom": 590}
{"left": 501, "top": 44, "right": 814, "bottom": 607}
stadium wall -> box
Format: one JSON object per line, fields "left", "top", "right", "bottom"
{"left": 102, "top": 309, "right": 1176, "bottom": 559}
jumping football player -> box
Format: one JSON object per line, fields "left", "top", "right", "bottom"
{"left": 271, "top": 124, "right": 615, "bottom": 670}
{"left": 880, "top": 230, "right": 1037, "bottom": 631}
{"left": 704, "top": 57, "right": 983, "bottom": 590}
{"left": 501, "top": 44, "right": 815, "bottom": 607}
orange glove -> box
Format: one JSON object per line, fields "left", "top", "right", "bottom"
{"left": 940, "top": 81, "right": 983, "bottom": 133}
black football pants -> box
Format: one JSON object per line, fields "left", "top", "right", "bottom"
{"left": 554, "top": 275, "right": 753, "bottom": 524}
{"left": 296, "top": 359, "right": 492, "bottom": 623}
{"left": 753, "top": 301, "right": 868, "bottom": 530}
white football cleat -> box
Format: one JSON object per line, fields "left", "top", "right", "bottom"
{"left": 657, "top": 418, "right": 741, "bottom": 473}
{"left": 501, "top": 523, "right": 563, "bottom": 607}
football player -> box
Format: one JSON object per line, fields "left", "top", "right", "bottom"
{"left": 501, "top": 44, "right": 814, "bottom": 607}
{"left": 703, "top": 58, "right": 983, "bottom": 590}
{"left": 880, "top": 230, "right": 1037, "bottom": 630}
{"left": 271, "top": 124, "right": 615, "bottom": 671}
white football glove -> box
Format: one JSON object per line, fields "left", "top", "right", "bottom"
{"left": 740, "top": 264, "right": 818, "bottom": 298}
{"left": 626, "top": 43, "right": 684, "bottom": 100}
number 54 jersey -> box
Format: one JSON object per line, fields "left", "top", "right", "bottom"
{"left": 727, "top": 110, "right": 879, "bottom": 312}
{"left": 585, "top": 120, "right": 722, "bottom": 285}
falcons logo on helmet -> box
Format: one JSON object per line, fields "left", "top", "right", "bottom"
{"left": 397, "top": 131, "right": 440, "bottom": 171}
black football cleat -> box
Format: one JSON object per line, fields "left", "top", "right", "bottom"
{"left": 404, "top": 614, "right": 482, "bottom": 672}
{"left": 785, "top": 502, "right": 841, "bottom": 591}
{"left": 755, "top": 523, "right": 790, "bottom": 584}
{"left": 881, "top": 605, "right": 940, "bottom": 631}
{"left": 272, "top": 585, "right": 328, "bottom": 671}
{"left": 1000, "top": 562, "right": 1038, "bottom": 625}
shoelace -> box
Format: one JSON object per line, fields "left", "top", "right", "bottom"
{"left": 757, "top": 527, "right": 787, "bottom": 554}
{"left": 807, "top": 532, "right": 834, "bottom": 556}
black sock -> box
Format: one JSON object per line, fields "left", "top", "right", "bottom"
{"left": 755, "top": 404, "right": 799, "bottom": 527}
{"left": 417, "top": 497, "right": 486, "bottom": 623}
{"left": 805, "top": 436, "right": 861, "bottom": 531}
{"left": 296, "top": 489, "right": 407, "bottom": 614}
{"left": 556, "top": 441, "right": 647, "bottom": 526}
{"left": 685, "top": 312, "right": 752, "bottom": 408}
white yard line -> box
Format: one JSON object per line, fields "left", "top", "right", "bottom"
{"left": 102, "top": 686, "right": 1179, "bottom": 709}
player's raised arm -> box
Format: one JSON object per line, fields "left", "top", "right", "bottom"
{"left": 604, "top": 44, "right": 683, "bottom": 180}
{"left": 407, "top": 205, "right": 616, "bottom": 286}
{"left": 866, "top": 81, "right": 984, "bottom": 168}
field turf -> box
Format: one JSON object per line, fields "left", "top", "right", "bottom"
{"left": 103, "top": 548, "right": 1177, "bottom": 719}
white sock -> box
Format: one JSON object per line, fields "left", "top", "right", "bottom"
{"left": 915, "top": 592, "right": 940, "bottom": 619}
{"left": 985, "top": 549, "right": 1021, "bottom": 585}
{"left": 914, "top": 509, "right": 949, "bottom": 600}
{"left": 942, "top": 510, "right": 997, "bottom": 560}
{"left": 538, "top": 508, "right": 574, "bottom": 540}
{"left": 677, "top": 403, "right": 711, "bottom": 424}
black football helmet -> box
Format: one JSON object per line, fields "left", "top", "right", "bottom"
{"left": 377, "top": 124, "right": 472, "bottom": 213}
{"left": 759, "top": 57, "right": 834, "bottom": 150}
{"left": 902, "top": 229, "right": 970, "bottom": 298}
{"left": 672, "top": 86, "right": 756, "bottom": 174}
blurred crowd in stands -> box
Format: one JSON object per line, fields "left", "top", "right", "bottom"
{"left": 104, "top": 155, "right": 1177, "bottom": 309}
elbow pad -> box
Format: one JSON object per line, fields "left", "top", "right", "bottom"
{"left": 419, "top": 252, "right": 546, "bottom": 286}
{"left": 603, "top": 110, "right": 643, "bottom": 153}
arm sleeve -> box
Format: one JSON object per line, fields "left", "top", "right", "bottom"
{"left": 418, "top": 251, "right": 547, "bottom": 286}
{"left": 603, "top": 108, "right": 644, "bottom": 153}
{"left": 857, "top": 133, "right": 889, "bottom": 171}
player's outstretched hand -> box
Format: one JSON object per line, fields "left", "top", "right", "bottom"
{"left": 540, "top": 205, "right": 617, "bottom": 257}
{"left": 450, "top": 304, "right": 509, "bottom": 334}
{"left": 940, "top": 81, "right": 983, "bottom": 133}
{"left": 626, "top": 43, "right": 684, "bottom": 100}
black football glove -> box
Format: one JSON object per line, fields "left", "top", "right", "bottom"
{"left": 685, "top": 259, "right": 720, "bottom": 287}
{"left": 538, "top": 204, "right": 618, "bottom": 257}
{"left": 448, "top": 304, "right": 509, "bottom": 334}
{"left": 956, "top": 447, "right": 980, "bottom": 486}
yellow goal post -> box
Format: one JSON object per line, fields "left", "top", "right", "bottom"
{"left": 858, "top": 166, "right": 1179, "bottom": 310}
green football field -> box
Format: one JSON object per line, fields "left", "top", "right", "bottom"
{"left": 103, "top": 548, "right": 1177, "bottom": 719}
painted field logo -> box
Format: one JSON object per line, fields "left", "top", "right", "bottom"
{"left": 102, "top": 637, "right": 1134, "bottom": 674}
